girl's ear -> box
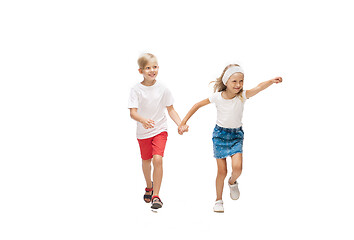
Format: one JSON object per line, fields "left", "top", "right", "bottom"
{"left": 138, "top": 68, "right": 143, "bottom": 74}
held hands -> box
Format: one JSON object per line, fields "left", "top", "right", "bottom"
{"left": 141, "top": 118, "right": 155, "bottom": 129}
{"left": 140, "top": 117, "right": 189, "bottom": 134}
{"left": 178, "top": 124, "right": 189, "bottom": 135}
{"left": 270, "top": 77, "right": 283, "bottom": 84}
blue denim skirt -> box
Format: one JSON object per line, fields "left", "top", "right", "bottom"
{"left": 212, "top": 125, "right": 244, "bottom": 159}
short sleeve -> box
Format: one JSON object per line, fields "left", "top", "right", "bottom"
{"left": 164, "top": 88, "right": 174, "bottom": 107}
{"left": 242, "top": 90, "right": 247, "bottom": 101}
{"left": 128, "top": 88, "right": 139, "bottom": 109}
{"left": 209, "top": 92, "right": 218, "bottom": 103}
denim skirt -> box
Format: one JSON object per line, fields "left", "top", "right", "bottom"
{"left": 212, "top": 124, "right": 244, "bottom": 159}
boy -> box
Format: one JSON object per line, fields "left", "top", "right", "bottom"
{"left": 128, "top": 53, "right": 188, "bottom": 209}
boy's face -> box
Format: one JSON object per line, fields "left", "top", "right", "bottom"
{"left": 139, "top": 61, "right": 159, "bottom": 82}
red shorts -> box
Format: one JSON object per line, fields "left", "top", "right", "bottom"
{"left": 137, "top": 131, "right": 168, "bottom": 160}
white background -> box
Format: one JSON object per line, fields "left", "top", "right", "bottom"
{"left": 1, "top": 0, "right": 354, "bottom": 239}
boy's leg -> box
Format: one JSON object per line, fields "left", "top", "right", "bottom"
{"left": 150, "top": 132, "right": 167, "bottom": 197}
{"left": 142, "top": 159, "right": 153, "bottom": 190}
{"left": 216, "top": 158, "right": 227, "bottom": 201}
{"left": 138, "top": 137, "right": 154, "bottom": 201}
{"left": 152, "top": 155, "right": 163, "bottom": 196}
{"left": 229, "top": 153, "right": 243, "bottom": 184}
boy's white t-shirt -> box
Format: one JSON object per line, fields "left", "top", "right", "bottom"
{"left": 128, "top": 81, "right": 174, "bottom": 139}
{"left": 209, "top": 91, "right": 247, "bottom": 129}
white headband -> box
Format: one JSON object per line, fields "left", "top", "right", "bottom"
{"left": 222, "top": 66, "right": 244, "bottom": 85}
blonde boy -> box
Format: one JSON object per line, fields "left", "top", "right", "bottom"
{"left": 128, "top": 53, "right": 188, "bottom": 209}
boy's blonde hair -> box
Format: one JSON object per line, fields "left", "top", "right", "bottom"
{"left": 137, "top": 53, "right": 158, "bottom": 69}
{"left": 211, "top": 64, "right": 244, "bottom": 101}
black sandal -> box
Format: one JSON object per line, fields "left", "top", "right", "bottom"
{"left": 151, "top": 195, "right": 163, "bottom": 209}
{"left": 143, "top": 182, "right": 153, "bottom": 203}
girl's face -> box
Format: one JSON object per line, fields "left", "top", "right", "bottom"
{"left": 139, "top": 61, "right": 159, "bottom": 82}
{"left": 226, "top": 72, "right": 244, "bottom": 94}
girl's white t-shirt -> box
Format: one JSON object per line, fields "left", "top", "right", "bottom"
{"left": 209, "top": 91, "right": 247, "bottom": 129}
{"left": 128, "top": 82, "right": 174, "bottom": 139}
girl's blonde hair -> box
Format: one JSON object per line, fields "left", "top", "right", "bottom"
{"left": 211, "top": 64, "right": 245, "bottom": 102}
{"left": 137, "top": 53, "right": 158, "bottom": 69}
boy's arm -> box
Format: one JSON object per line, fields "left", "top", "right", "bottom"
{"left": 246, "top": 77, "right": 282, "bottom": 99}
{"left": 166, "top": 105, "right": 182, "bottom": 126}
{"left": 129, "top": 108, "right": 155, "bottom": 129}
{"left": 167, "top": 105, "right": 189, "bottom": 135}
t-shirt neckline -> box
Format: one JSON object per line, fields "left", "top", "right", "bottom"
{"left": 220, "top": 91, "right": 237, "bottom": 101}
{"left": 140, "top": 80, "right": 158, "bottom": 88}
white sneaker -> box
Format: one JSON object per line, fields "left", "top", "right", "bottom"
{"left": 213, "top": 200, "right": 224, "bottom": 213}
{"left": 228, "top": 179, "right": 240, "bottom": 200}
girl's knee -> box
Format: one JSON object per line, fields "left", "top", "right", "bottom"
{"left": 217, "top": 168, "right": 227, "bottom": 178}
{"left": 231, "top": 154, "right": 243, "bottom": 172}
{"left": 232, "top": 162, "right": 242, "bottom": 173}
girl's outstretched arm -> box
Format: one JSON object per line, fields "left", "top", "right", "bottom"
{"left": 178, "top": 98, "right": 210, "bottom": 134}
{"left": 246, "top": 77, "right": 282, "bottom": 98}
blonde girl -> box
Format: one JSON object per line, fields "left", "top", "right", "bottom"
{"left": 179, "top": 64, "right": 282, "bottom": 212}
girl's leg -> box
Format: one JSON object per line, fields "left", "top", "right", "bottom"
{"left": 229, "top": 153, "right": 243, "bottom": 184}
{"left": 216, "top": 158, "right": 227, "bottom": 201}
{"left": 142, "top": 159, "right": 153, "bottom": 190}
{"left": 152, "top": 155, "right": 163, "bottom": 196}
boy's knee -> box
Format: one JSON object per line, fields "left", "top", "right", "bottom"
{"left": 152, "top": 155, "right": 163, "bottom": 167}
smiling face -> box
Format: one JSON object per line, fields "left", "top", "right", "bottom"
{"left": 225, "top": 72, "right": 244, "bottom": 94}
{"left": 139, "top": 61, "right": 159, "bottom": 82}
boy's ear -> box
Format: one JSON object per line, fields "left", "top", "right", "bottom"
{"left": 138, "top": 68, "right": 143, "bottom": 74}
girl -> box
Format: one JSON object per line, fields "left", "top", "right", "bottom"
{"left": 178, "top": 64, "right": 282, "bottom": 212}
{"left": 128, "top": 53, "right": 188, "bottom": 209}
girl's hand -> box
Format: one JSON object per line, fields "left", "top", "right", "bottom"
{"left": 178, "top": 124, "right": 189, "bottom": 135}
{"left": 271, "top": 77, "right": 283, "bottom": 84}
{"left": 141, "top": 119, "right": 155, "bottom": 129}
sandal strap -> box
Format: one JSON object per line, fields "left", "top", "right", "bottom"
{"left": 145, "top": 182, "right": 153, "bottom": 192}
{"left": 152, "top": 195, "right": 162, "bottom": 203}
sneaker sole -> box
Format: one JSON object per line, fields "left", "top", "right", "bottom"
{"left": 230, "top": 194, "right": 240, "bottom": 200}
{"left": 214, "top": 210, "right": 224, "bottom": 213}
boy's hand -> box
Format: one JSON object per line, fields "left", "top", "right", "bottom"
{"left": 271, "top": 77, "right": 283, "bottom": 84}
{"left": 141, "top": 119, "right": 155, "bottom": 129}
{"left": 178, "top": 124, "right": 189, "bottom": 135}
